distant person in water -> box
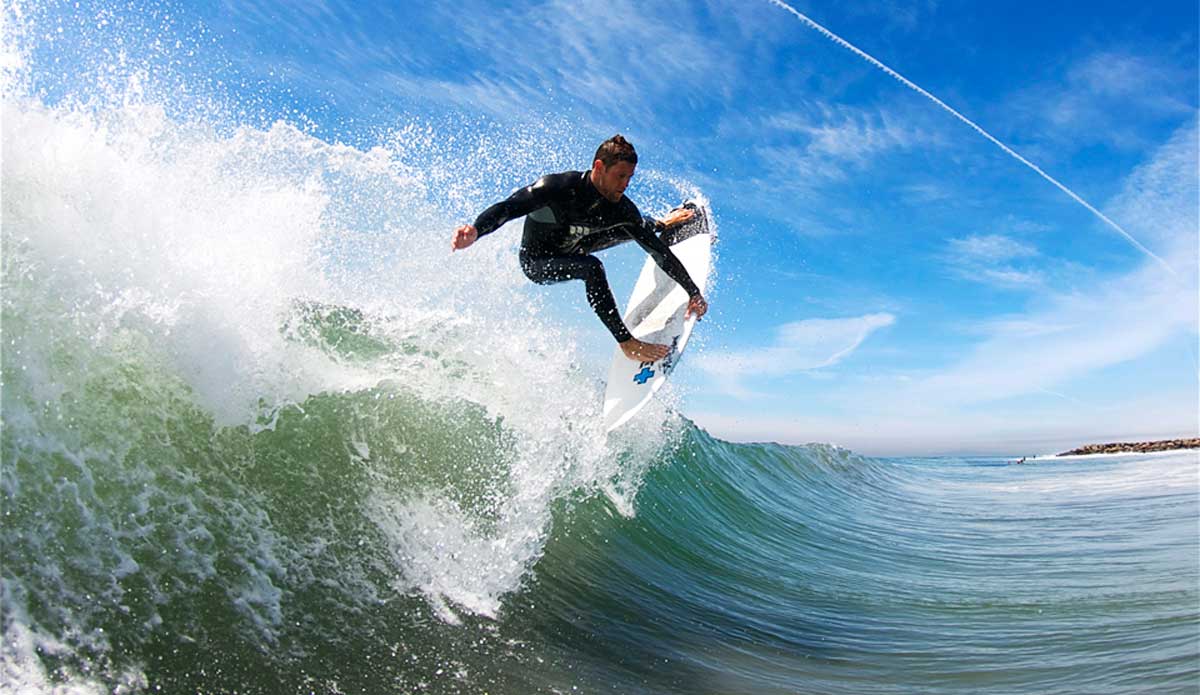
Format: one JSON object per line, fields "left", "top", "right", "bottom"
{"left": 451, "top": 134, "right": 708, "bottom": 363}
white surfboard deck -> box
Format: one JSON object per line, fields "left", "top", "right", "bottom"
{"left": 603, "top": 201, "right": 715, "bottom": 432}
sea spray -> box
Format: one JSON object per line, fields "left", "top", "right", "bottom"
{"left": 0, "top": 93, "right": 696, "bottom": 686}
{"left": 1, "top": 6, "right": 704, "bottom": 690}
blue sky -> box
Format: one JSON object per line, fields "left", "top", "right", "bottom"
{"left": 20, "top": 0, "right": 1199, "bottom": 455}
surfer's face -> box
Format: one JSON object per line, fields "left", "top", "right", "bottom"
{"left": 592, "top": 160, "right": 635, "bottom": 203}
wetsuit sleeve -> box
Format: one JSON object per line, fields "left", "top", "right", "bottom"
{"left": 471, "top": 172, "right": 575, "bottom": 238}
{"left": 629, "top": 215, "right": 702, "bottom": 298}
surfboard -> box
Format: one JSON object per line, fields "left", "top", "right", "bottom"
{"left": 603, "top": 201, "right": 716, "bottom": 432}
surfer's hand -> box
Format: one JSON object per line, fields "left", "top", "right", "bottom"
{"left": 659, "top": 207, "right": 695, "bottom": 228}
{"left": 620, "top": 338, "right": 670, "bottom": 363}
{"left": 451, "top": 224, "right": 478, "bottom": 251}
{"left": 685, "top": 295, "right": 708, "bottom": 320}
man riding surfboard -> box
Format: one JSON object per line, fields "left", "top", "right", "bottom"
{"left": 451, "top": 135, "right": 708, "bottom": 363}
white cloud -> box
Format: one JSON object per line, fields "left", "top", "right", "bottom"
{"left": 442, "top": 0, "right": 736, "bottom": 126}
{"left": 1013, "top": 50, "right": 1195, "bottom": 151}
{"left": 941, "top": 233, "right": 1043, "bottom": 288}
{"left": 897, "top": 182, "right": 954, "bottom": 204}
{"left": 755, "top": 106, "right": 940, "bottom": 183}
{"left": 696, "top": 313, "right": 895, "bottom": 398}
{"left": 946, "top": 234, "right": 1037, "bottom": 263}
{"left": 221, "top": 0, "right": 740, "bottom": 130}
{"left": 707, "top": 103, "right": 948, "bottom": 229}
{"left": 1065, "top": 52, "right": 1193, "bottom": 117}
{"left": 978, "top": 267, "right": 1042, "bottom": 286}
{"left": 910, "top": 267, "right": 1193, "bottom": 405}
{"left": 1105, "top": 115, "right": 1200, "bottom": 255}
{"left": 904, "top": 119, "right": 1196, "bottom": 407}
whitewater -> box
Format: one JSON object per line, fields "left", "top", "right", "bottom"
{"left": 2, "top": 3, "right": 1198, "bottom": 693}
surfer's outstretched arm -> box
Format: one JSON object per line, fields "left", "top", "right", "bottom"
{"left": 452, "top": 173, "right": 577, "bottom": 251}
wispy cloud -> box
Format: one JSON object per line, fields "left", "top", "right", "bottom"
{"left": 940, "top": 233, "right": 1043, "bottom": 288}
{"left": 702, "top": 102, "right": 947, "bottom": 230}
{"left": 946, "top": 234, "right": 1037, "bottom": 262}
{"left": 219, "top": 0, "right": 740, "bottom": 131}
{"left": 1011, "top": 50, "right": 1196, "bottom": 152}
{"left": 1105, "top": 114, "right": 1200, "bottom": 255}
{"left": 696, "top": 313, "right": 895, "bottom": 399}
{"left": 894, "top": 117, "right": 1197, "bottom": 406}
{"left": 441, "top": 0, "right": 737, "bottom": 127}
{"left": 897, "top": 181, "right": 954, "bottom": 204}
{"left": 754, "top": 106, "right": 940, "bottom": 183}
{"left": 1060, "top": 51, "right": 1195, "bottom": 124}
{"left": 912, "top": 271, "right": 1193, "bottom": 405}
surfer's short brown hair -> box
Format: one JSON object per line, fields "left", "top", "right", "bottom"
{"left": 594, "top": 134, "right": 638, "bottom": 167}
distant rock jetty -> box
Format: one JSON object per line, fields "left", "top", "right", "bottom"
{"left": 1057, "top": 438, "right": 1200, "bottom": 456}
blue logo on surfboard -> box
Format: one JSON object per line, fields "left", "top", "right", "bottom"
{"left": 632, "top": 337, "right": 683, "bottom": 385}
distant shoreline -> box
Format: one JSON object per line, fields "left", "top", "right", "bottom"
{"left": 1056, "top": 438, "right": 1200, "bottom": 457}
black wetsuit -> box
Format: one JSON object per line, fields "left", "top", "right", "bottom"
{"left": 471, "top": 170, "right": 701, "bottom": 343}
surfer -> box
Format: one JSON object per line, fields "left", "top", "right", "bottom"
{"left": 451, "top": 135, "right": 708, "bottom": 363}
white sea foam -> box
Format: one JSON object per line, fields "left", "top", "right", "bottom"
{"left": 916, "top": 450, "right": 1200, "bottom": 501}
{"left": 2, "top": 11, "right": 701, "bottom": 662}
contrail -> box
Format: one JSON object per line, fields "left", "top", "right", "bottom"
{"left": 765, "top": 0, "right": 1175, "bottom": 274}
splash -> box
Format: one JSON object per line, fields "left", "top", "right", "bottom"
{"left": 0, "top": 6, "right": 707, "bottom": 691}
{"left": 765, "top": 0, "right": 1175, "bottom": 274}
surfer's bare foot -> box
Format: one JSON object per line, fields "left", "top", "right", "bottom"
{"left": 620, "top": 338, "right": 670, "bottom": 363}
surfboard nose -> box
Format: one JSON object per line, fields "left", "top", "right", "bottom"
{"left": 659, "top": 200, "right": 710, "bottom": 246}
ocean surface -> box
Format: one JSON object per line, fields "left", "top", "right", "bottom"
{"left": 4, "top": 340, "right": 1199, "bottom": 695}
{"left": 4, "top": 4, "right": 1199, "bottom": 693}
